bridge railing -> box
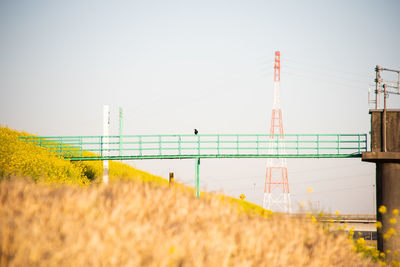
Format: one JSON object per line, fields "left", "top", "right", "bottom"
{"left": 19, "top": 134, "right": 368, "bottom": 160}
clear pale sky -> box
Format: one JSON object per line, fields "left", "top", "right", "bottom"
{"left": 1, "top": 0, "right": 399, "bottom": 213}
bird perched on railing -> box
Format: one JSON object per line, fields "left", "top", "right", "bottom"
{"left": 194, "top": 129, "right": 198, "bottom": 135}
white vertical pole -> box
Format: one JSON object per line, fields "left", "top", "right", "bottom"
{"left": 119, "top": 107, "right": 123, "bottom": 157}
{"left": 103, "top": 105, "right": 110, "bottom": 184}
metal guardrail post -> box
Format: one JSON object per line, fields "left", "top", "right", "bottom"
{"left": 80, "top": 137, "right": 83, "bottom": 157}
{"left": 159, "top": 136, "right": 162, "bottom": 156}
{"left": 217, "top": 135, "right": 220, "bottom": 155}
{"left": 257, "top": 135, "right": 259, "bottom": 155}
{"left": 197, "top": 135, "right": 200, "bottom": 155}
{"left": 139, "top": 136, "right": 142, "bottom": 156}
{"left": 59, "top": 137, "right": 62, "bottom": 158}
{"left": 100, "top": 136, "right": 103, "bottom": 157}
{"left": 236, "top": 135, "right": 239, "bottom": 154}
{"left": 178, "top": 136, "right": 181, "bottom": 156}
{"left": 276, "top": 135, "right": 279, "bottom": 155}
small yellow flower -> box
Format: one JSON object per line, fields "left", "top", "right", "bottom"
{"left": 356, "top": 237, "right": 365, "bottom": 245}
{"left": 390, "top": 218, "right": 397, "bottom": 225}
{"left": 393, "top": 209, "right": 399, "bottom": 216}
{"left": 386, "top": 249, "right": 391, "bottom": 254}
{"left": 387, "top": 227, "right": 396, "bottom": 236}
{"left": 335, "top": 210, "right": 340, "bottom": 216}
{"left": 379, "top": 205, "right": 387, "bottom": 214}
{"left": 300, "top": 201, "right": 306, "bottom": 207}
{"left": 168, "top": 246, "right": 176, "bottom": 254}
{"left": 375, "top": 221, "right": 383, "bottom": 229}
{"left": 380, "top": 252, "right": 385, "bottom": 258}
{"left": 307, "top": 187, "right": 313, "bottom": 193}
{"left": 384, "top": 227, "right": 396, "bottom": 240}
{"left": 311, "top": 215, "right": 317, "bottom": 224}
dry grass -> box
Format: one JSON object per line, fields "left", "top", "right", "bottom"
{"left": 0, "top": 178, "right": 375, "bottom": 267}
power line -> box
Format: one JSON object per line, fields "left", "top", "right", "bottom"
{"left": 203, "top": 163, "right": 366, "bottom": 181}
{"left": 224, "top": 173, "right": 372, "bottom": 193}
{"left": 281, "top": 70, "right": 367, "bottom": 92}
{"left": 291, "top": 173, "right": 372, "bottom": 185}
{"left": 280, "top": 56, "right": 371, "bottom": 80}
{"left": 283, "top": 64, "right": 371, "bottom": 85}
{"left": 291, "top": 184, "right": 373, "bottom": 197}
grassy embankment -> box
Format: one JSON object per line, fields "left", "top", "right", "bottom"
{"left": 0, "top": 126, "right": 395, "bottom": 266}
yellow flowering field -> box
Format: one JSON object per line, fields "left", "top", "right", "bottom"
{"left": 0, "top": 126, "right": 168, "bottom": 186}
{"left": 0, "top": 127, "right": 87, "bottom": 185}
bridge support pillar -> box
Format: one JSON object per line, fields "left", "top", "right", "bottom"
{"left": 195, "top": 158, "right": 200, "bottom": 198}
{"left": 362, "top": 109, "right": 400, "bottom": 252}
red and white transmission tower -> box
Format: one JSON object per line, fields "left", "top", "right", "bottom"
{"left": 263, "top": 51, "right": 292, "bottom": 212}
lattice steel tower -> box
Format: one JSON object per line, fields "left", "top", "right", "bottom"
{"left": 263, "top": 51, "right": 292, "bottom": 212}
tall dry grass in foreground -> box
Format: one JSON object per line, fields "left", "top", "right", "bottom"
{"left": 0, "top": 179, "right": 372, "bottom": 266}
{"left": 0, "top": 178, "right": 374, "bottom": 267}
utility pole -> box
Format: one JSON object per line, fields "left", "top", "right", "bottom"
{"left": 373, "top": 65, "right": 400, "bottom": 109}
{"left": 382, "top": 84, "right": 387, "bottom": 152}
{"left": 375, "top": 65, "right": 381, "bottom": 109}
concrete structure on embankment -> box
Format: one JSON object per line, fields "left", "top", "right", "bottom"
{"left": 363, "top": 109, "right": 400, "bottom": 252}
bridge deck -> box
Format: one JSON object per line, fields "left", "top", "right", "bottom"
{"left": 20, "top": 134, "right": 367, "bottom": 160}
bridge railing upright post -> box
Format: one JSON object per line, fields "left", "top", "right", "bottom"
{"left": 100, "top": 136, "right": 103, "bottom": 157}
{"left": 178, "top": 136, "right": 181, "bottom": 156}
{"left": 236, "top": 135, "right": 239, "bottom": 155}
{"left": 80, "top": 137, "right": 83, "bottom": 157}
{"left": 276, "top": 135, "right": 279, "bottom": 155}
{"left": 217, "top": 135, "right": 220, "bottom": 155}
{"left": 257, "top": 135, "right": 259, "bottom": 155}
{"left": 159, "top": 136, "right": 162, "bottom": 156}
{"left": 58, "top": 137, "right": 62, "bottom": 158}
{"left": 139, "top": 136, "right": 142, "bottom": 156}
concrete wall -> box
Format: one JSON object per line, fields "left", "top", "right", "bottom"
{"left": 370, "top": 109, "right": 400, "bottom": 152}
{"left": 363, "top": 109, "right": 400, "bottom": 252}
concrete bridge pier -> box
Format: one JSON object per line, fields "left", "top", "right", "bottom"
{"left": 362, "top": 109, "right": 400, "bottom": 252}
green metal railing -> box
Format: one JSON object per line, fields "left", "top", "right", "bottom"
{"left": 19, "top": 133, "right": 368, "bottom": 160}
